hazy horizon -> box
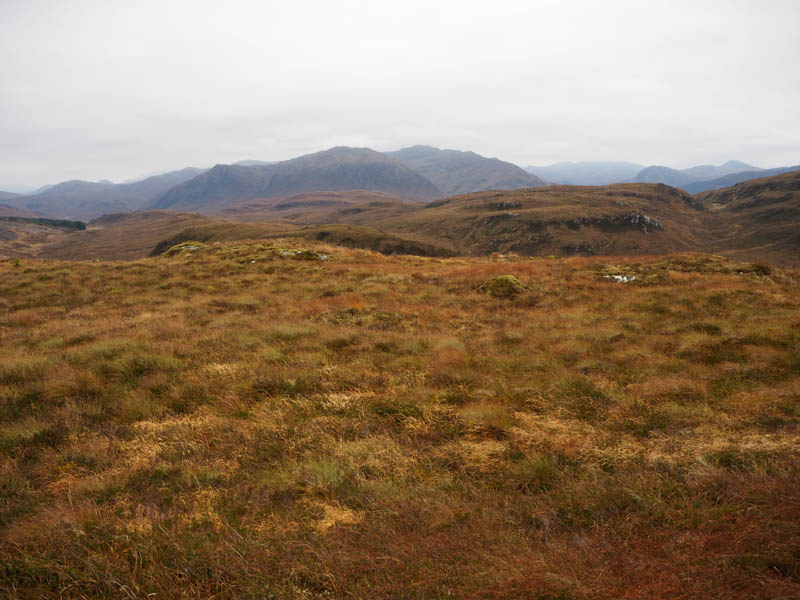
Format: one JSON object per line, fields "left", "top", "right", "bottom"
{"left": 2, "top": 0, "right": 798, "bottom": 190}
{"left": 1, "top": 150, "right": 777, "bottom": 193}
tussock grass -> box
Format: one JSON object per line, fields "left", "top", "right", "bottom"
{"left": 0, "top": 245, "right": 799, "bottom": 598}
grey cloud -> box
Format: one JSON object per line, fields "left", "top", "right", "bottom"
{"left": 1, "top": 0, "right": 798, "bottom": 189}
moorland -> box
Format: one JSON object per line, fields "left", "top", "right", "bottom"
{"left": 1, "top": 145, "right": 799, "bottom": 599}
{"left": 1, "top": 241, "right": 799, "bottom": 598}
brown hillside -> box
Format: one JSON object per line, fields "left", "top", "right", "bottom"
{"left": 38, "top": 211, "right": 218, "bottom": 261}
{"left": 150, "top": 222, "right": 454, "bottom": 258}
{"left": 372, "top": 183, "right": 710, "bottom": 256}
{"left": 0, "top": 203, "right": 40, "bottom": 218}
{"left": 0, "top": 220, "right": 78, "bottom": 259}
{"left": 21, "top": 209, "right": 451, "bottom": 261}
{"left": 697, "top": 170, "right": 800, "bottom": 267}
{"left": 5, "top": 175, "right": 800, "bottom": 266}
{"left": 217, "top": 190, "right": 418, "bottom": 224}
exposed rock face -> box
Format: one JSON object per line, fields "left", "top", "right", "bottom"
{"left": 569, "top": 212, "right": 663, "bottom": 233}
{"left": 488, "top": 201, "right": 522, "bottom": 211}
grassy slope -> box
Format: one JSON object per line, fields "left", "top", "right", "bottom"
{"left": 697, "top": 170, "right": 800, "bottom": 267}
{"left": 150, "top": 222, "right": 455, "bottom": 258}
{"left": 1, "top": 243, "right": 799, "bottom": 599}
{"left": 37, "top": 211, "right": 221, "bottom": 261}
{"left": 0, "top": 221, "right": 79, "bottom": 260}
{"left": 217, "top": 190, "right": 419, "bottom": 225}
{"left": 20, "top": 210, "right": 451, "bottom": 261}
{"left": 372, "top": 183, "right": 711, "bottom": 256}
{"left": 0, "top": 204, "right": 40, "bottom": 218}
{"left": 4, "top": 176, "right": 800, "bottom": 266}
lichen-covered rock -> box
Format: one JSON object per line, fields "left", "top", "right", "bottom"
{"left": 478, "top": 275, "right": 526, "bottom": 298}
{"left": 163, "top": 241, "right": 207, "bottom": 256}
{"left": 278, "top": 249, "right": 328, "bottom": 261}
{"left": 593, "top": 264, "right": 668, "bottom": 285}
{"left": 211, "top": 244, "right": 330, "bottom": 263}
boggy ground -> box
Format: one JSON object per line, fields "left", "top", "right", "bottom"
{"left": 1, "top": 242, "right": 799, "bottom": 599}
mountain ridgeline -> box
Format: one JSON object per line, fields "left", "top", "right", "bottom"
{"left": 5, "top": 170, "right": 798, "bottom": 269}
{"left": 524, "top": 161, "right": 645, "bottom": 186}
{"left": 150, "top": 146, "right": 549, "bottom": 214}
{"left": 385, "top": 145, "right": 546, "bottom": 195}
{"left": 2, "top": 145, "right": 800, "bottom": 268}
{"left": 5, "top": 146, "right": 797, "bottom": 221}
{"left": 2, "top": 146, "right": 553, "bottom": 220}
{"left": 526, "top": 159, "right": 800, "bottom": 194}
{"left": 149, "top": 147, "right": 443, "bottom": 213}
{"left": 3, "top": 167, "right": 205, "bottom": 221}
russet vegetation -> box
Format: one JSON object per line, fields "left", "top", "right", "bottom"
{"left": 1, "top": 242, "right": 799, "bottom": 598}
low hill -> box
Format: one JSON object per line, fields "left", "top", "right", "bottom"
{"left": 6, "top": 175, "right": 800, "bottom": 266}
{"left": 680, "top": 159, "right": 758, "bottom": 181}
{"left": 219, "top": 183, "right": 716, "bottom": 259}
{"left": 386, "top": 145, "right": 546, "bottom": 195}
{"left": 37, "top": 210, "right": 218, "bottom": 261}
{"left": 633, "top": 165, "right": 696, "bottom": 188}
{"left": 0, "top": 217, "right": 85, "bottom": 258}
{"left": 23, "top": 208, "right": 451, "bottom": 261}
{"left": 696, "top": 170, "right": 800, "bottom": 266}
{"left": 5, "top": 167, "right": 205, "bottom": 220}
{"left": 633, "top": 161, "right": 797, "bottom": 193}
{"left": 150, "top": 147, "right": 442, "bottom": 213}
{"left": 684, "top": 165, "right": 800, "bottom": 194}
{"left": 150, "top": 222, "right": 454, "bottom": 258}
{"left": 0, "top": 202, "right": 40, "bottom": 218}
{"left": 369, "top": 183, "right": 709, "bottom": 257}
{"left": 217, "top": 190, "right": 418, "bottom": 225}
{"left": 0, "top": 191, "right": 22, "bottom": 202}
{"left": 525, "top": 161, "right": 644, "bottom": 185}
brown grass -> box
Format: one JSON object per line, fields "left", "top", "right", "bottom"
{"left": 0, "top": 244, "right": 798, "bottom": 598}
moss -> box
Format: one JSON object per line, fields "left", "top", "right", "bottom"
{"left": 163, "top": 240, "right": 207, "bottom": 256}
{"left": 477, "top": 274, "right": 526, "bottom": 298}
{"left": 187, "top": 243, "right": 329, "bottom": 264}
{"left": 279, "top": 249, "right": 328, "bottom": 261}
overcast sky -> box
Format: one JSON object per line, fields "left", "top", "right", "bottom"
{"left": 1, "top": 0, "right": 798, "bottom": 190}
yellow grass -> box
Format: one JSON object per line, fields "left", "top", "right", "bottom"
{"left": 0, "top": 243, "right": 798, "bottom": 598}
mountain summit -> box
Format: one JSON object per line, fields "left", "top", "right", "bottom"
{"left": 149, "top": 147, "right": 443, "bottom": 213}
{"left": 386, "top": 145, "right": 546, "bottom": 195}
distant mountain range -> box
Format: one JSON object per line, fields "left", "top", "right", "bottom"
{"left": 682, "top": 166, "right": 800, "bottom": 194}
{"left": 524, "top": 161, "right": 645, "bottom": 185}
{"left": 3, "top": 147, "right": 797, "bottom": 221}
{"left": 2, "top": 167, "right": 204, "bottom": 221}
{"left": 150, "top": 147, "right": 443, "bottom": 213}
{"left": 151, "top": 146, "right": 551, "bottom": 214}
{"left": 0, "top": 191, "right": 22, "bottom": 202}
{"left": 4, "top": 169, "right": 800, "bottom": 268}
{"left": 526, "top": 159, "right": 800, "bottom": 193}
{"left": 631, "top": 161, "right": 759, "bottom": 188}
{"left": 2, "top": 146, "right": 549, "bottom": 219}
{"left": 386, "top": 145, "right": 545, "bottom": 195}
